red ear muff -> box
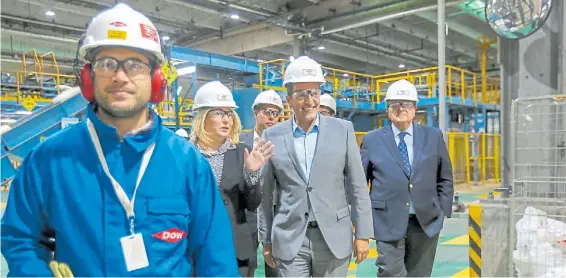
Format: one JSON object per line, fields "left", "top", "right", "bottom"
{"left": 79, "top": 64, "right": 95, "bottom": 102}
{"left": 150, "top": 66, "right": 167, "bottom": 104}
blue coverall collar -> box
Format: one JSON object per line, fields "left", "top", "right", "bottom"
{"left": 86, "top": 103, "right": 161, "bottom": 152}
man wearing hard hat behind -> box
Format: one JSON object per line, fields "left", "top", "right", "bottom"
{"left": 257, "top": 56, "right": 373, "bottom": 276}
{"left": 319, "top": 93, "right": 337, "bottom": 117}
{"left": 240, "top": 89, "right": 283, "bottom": 277}
{"left": 360, "top": 79, "right": 453, "bottom": 277}
{"left": 0, "top": 3, "right": 238, "bottom": 277}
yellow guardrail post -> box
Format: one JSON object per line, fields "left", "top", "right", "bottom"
{"left": 494, "top": 134, "right": 500, "bottom": 181}
{"left": 481, "top": 133, "right": 487, "bottom": 184}
{"left": 465, "top": 132, "right": 471, "bottom": 184}
{"left": 468, "top": 203, "right": 482, "bottom": 277}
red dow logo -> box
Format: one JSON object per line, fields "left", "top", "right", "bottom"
{"left": 152, "top": 228, "right": 187, "bottom": 243}
{"left": 110, "top": 21, "right": 127, "bottom": 27}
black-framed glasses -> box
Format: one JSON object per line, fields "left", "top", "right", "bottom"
{"left": 388, "top": 101, "right": 415, "bottom": 110}
{"left": 293, "top": 88, "right": 321, "bottom": 100}
{"left": 92, "top": 57, "right": 152, "bottom": 78}
{"left": 209, "top": 109, "right": 235, "bottom": 119}
{"left": 260, "top": 108, "right": 280, "bottom": 117}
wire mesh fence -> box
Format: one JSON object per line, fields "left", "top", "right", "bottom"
{"left": 510, "top": 95, "right": 566, "bottom": 277}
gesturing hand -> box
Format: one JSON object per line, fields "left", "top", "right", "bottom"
{"left": 244, "top": 139, "right": 274, "bottom": 172}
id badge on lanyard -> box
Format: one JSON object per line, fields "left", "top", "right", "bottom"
{"left": 87, "top": 119, "right": 155, "bottom": 271}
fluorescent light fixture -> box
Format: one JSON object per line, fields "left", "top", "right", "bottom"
{"left": 177, "top": 66, "right": 196, "bottom": 76}
{"left": 398, "top": 64, "right": 405, "bottom": 68}
{"left": 343, "top": 73, "right": 349, "bottom": 77}
{"left": 45, "top": 11, "right": 55, "bottom": 16}
{"left": 230, "top": 14, "right": 240, "bottom": 19}
{"left": 162, "top": 36, "right": 170, "bottom": 41}
{"left": 257, "top": 59, "right": 264, "bottom": 62}
{"left": 317, "top": 45, "right": 326, "bottom": 50}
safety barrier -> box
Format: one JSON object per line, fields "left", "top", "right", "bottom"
{"left": 468, "top": 203, "right": 482, "bottom": 277}
{"left": 354, "top": 131, "right": 500, "bottom": 185}
{"left": 447, "top": 132, "right": 500, "bottom": 184}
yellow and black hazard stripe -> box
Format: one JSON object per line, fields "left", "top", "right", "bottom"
{"left": 468, "top": 203, "right": 482, "bottom": 277}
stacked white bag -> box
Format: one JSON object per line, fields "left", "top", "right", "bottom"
{"left": 513, "top": 207, "right": 566, "bottom": 277}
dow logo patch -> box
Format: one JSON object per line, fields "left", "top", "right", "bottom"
{"left": 302, "top": 69, "right": 316, "bottom": 76}
{"left": 152, "top": 228, "right": 187, "bottom": 243}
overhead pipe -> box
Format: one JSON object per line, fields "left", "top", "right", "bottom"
{"left": 321, "top": 1, "right": 460, "bottom": 35}
{"left": 308, "top": 0, "right": 411, "bottom": 25}
{"left": 203, "top": 0, "right": 277, "bottom": 17}
{"left": 330, "top": 33, "right": 432, "bottom": 65}
{"left": 1, "top": 15, "right": 84, "bottom": 32}
{"left": 165, "top": 0, "right": 250, "bottom": 23}
{"left": 2, "top": 29, "right": 78, "bottom": 44}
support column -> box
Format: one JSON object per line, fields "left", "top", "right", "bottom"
{"left": 437, "top": 0, "right": 447, "bottom": 140}
{"left": 293, "top": 36, "right": 307, "bottom": 57}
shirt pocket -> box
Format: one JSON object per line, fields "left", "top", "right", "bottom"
{"left": 144, "top": 197, "right": 192, "bottom": 250}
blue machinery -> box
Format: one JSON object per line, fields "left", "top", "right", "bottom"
{"left": 0, "top": 45, "right": 500, "bottom": 183}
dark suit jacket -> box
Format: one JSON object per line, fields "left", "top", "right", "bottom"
{"left": 220, "top": 142, "right": 262, "bottom": 261}
{"left": 360, "top": 124, "right": 453, "bottom": 241}
{"left": 239, "top": 132, "right": 258, "bottom": 242}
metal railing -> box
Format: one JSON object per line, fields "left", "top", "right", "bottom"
{"left": 355, "top": 131, "right": 500, "bottom": 185}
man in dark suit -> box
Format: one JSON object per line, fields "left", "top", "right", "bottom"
{"left": 360, "top": 79, "right": 454, "bottom": 277}
{"left": 240, "top": 89, "right": 284, "bottom": 277}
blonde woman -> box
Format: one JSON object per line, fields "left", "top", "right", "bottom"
{"left": 190, "top": 81, "right": 274, "bottom": 277}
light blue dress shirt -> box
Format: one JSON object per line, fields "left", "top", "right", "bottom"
{"left": 292, "top": 114, "right": 320, "bottom": 221}
{"left": 391, "top": 123, "right": 415, "bottom": 214}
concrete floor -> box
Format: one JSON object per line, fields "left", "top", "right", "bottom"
{"left": 0, "top": 186, "right": 493, "bottom": 277}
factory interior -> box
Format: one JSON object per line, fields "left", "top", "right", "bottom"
{"left": 0, "top": 0, "right": 565, "bottom": 277}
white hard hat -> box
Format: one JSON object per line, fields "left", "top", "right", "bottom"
{"left": 384, "top": 79, "right": 419, "bottom": 103}
{"left": 252, "top": 90, "right": 284, "bottom": 111}
{"left": 320, "top": 94, "right": 337, "bottom": 113}
{"left": 192, "top": 81, "right": 238, "bottom": 110}
{"left": 175, "top": 129, "right": 189, "bottom": 138}
{"left": 79, "top": 3, "right": 164, "bottom": 64}
{"left": 283, "top": 56, "right": 325, "bottom": 86}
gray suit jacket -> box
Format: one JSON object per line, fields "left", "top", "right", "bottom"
{"left": 360, "top": 124, "right": 454, "bottom": 242}
{"left": 257, "top": 116, "right": 373, "bottom": 261}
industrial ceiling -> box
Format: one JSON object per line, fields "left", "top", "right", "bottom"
{"left": 1, "top": 0, "right": 499, "bottom": 76}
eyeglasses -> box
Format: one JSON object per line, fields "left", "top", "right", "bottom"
{"left": 388, "top": 101, "right": 415, "bottom": 110}
{"left": 209, "top": 109, "right": 234, "bottom": 119}
{"left": 260, "top": 108, "right": 280, "bottom": 117}
{"left": 319, "top": 110, "right": 331, "bottom": 117}
{"left": 293, "top": 88, "right": 321, "bottom": 100}
{"left": 92, "top": 57, "right": 152, "bottom": 78}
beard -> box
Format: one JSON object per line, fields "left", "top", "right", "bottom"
{"left": 94, "top": 92, "right": 149, "bottom": 118}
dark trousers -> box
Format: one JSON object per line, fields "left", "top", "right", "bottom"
{"left": 375, "top": 214, "right": 440, "bottom": 277}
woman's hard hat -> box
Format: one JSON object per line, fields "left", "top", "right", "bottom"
{"left": 192, "top": 81, "right": 238, "bottom": 110}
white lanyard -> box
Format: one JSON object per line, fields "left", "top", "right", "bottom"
{"left": 86, "top": 119, "right": 155, "bottom": 234}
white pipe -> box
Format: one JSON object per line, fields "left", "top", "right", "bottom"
{"left": 2, "top": 29, "right": 78, "bottom": 43}
{"left": 438, "top": 0, "right": 447, "bottom": 137}
{"left": 321, "top": 2, "right": 459, "bottom": 35}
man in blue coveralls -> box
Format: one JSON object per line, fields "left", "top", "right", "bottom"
{"left": 0, "top": 3, "right": 239, "bottom": 277}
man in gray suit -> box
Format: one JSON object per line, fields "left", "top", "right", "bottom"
{"left": 240, "top": 89, "right": 284, "bottom": 277}
{"left": 360, "top": 79, "right": 454, "bottom": 277}
{"left": 258, "top": 56, "right": 373, "bottom": 277}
